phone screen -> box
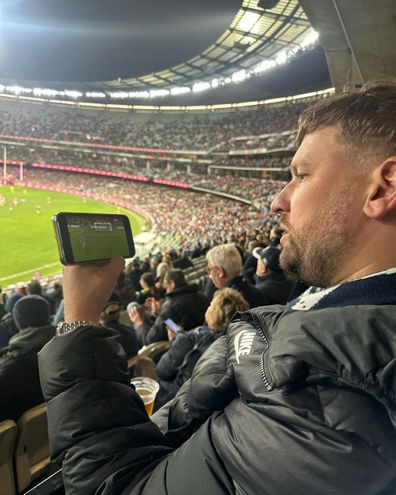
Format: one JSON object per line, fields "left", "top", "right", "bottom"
{"left": 53, "top": 212, "right": 135, "bottom": 264}
{"left": 164, "top": 318, "right": 180, "bottom": 334}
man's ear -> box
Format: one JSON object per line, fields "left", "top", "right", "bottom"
{"left": 363, "top": 157, "right": 396, "bottom": 219}
{"left": 218, "top": 266, "right": 226, "bottom": 279}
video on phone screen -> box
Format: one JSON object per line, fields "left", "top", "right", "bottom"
{"left": 67, "top": 215, "right": 129, "bottom": 262}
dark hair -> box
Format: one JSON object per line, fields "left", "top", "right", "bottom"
{"left": 141, "top": 272, "right": 155, "bottom": 288}
{"left": 164, "top": 269, "right": 186, "bottom": 288}
{"left": 296, "top": 80, "right": 396, "bottom": 161}
{"left": 27, "top": 280, "right": 42, "bottom": 295}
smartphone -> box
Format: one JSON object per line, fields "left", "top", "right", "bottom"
{"left": 52, "top": 212, "right": 135, "bottom": 265}
{"left": 164, "top": 318, "right": 181, "bottom": 334}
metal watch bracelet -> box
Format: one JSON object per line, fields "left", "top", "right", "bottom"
{"left": 56, "top": 320, "right": 99, "bottom": 336}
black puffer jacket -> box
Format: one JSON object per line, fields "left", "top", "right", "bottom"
{"left": 155, "top": 325, "right": 224, "bottom": 409}
{"left": 144, "top": 283, "right": 209, "bottom": 344}
{"left": 38, "top": 302, "right": 396, "bottom": 495}
{"left": 0, "top": 324, "right": 55, "bottom": 421}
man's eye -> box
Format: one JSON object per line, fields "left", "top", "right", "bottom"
{"left": 295, "top": 174, "right": 307, "bottom": 182}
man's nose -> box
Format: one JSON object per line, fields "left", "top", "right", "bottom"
{"left": 270, "top": 183, "right": 291, "bottom": 214}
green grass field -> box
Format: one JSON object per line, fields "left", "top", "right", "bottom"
{"left": 0, "top": 186, "right": 148, "bottom": 286}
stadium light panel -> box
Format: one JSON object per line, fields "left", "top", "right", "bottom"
{"left": 170, "top": 87, "right": 191, "bottom": 95}
{"left": 192, "top": 82, "right": 211, "bottom": 93}
{"left": 33, "top": 88, "right": 60, "bottom": 97}
{"left": 231, "top": 69, "right": 248, "bottom": 83}
{"left": 149, "top": 89, "right": 170, "bottom": 97}
{"left": 129, "top": 91, "right": 150, "bottom": 98}
{"left": 6, "top": 85, "right": 31, "bottom": 95}
{"left": 253, "top": 59, "right": 277, "bottom": 74}
{"left": 275, "top": 51, "right": 288, "bottom": 65}
{"left": 211, "top": 78, "right": 219, "bottom": 88}
{"left": 64, "top": 90, "right": 83, "bottom": 98}
{"left": 109, "top": 91, "right": 129, "bottom": 99}
{"left": 300, "top": 30, "right": 319, "bottom": 49}
{"left": 85, "top": 92, "right": 106, "bottom": 98}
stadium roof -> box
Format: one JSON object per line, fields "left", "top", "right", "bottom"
{"left": 0, "top": 0, "right": 330, "bottom": 104}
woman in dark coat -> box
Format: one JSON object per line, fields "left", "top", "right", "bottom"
{"left": 155, "top": 288, "right": 249, "bottom": 409}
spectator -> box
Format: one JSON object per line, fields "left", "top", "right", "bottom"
{"left": 140, "top": 269, "right": 209, "bottom": 344}
{"left": 242, "top": 237, "right": 268, "bottom": 283}
{"left": 252, "top": 246, "right": 296, "bottom": 304}
{"left": 99, "top": 293, "right": 141, "bottom": 359}
{"left": 155, "top": 288, "right": 249, "bottom": 409}
{"left": 39, "top": 81, "right": 396, "bottom": 494}
{"left": 127, "top": 302, "right": 153, "bottom": 346}
{"left": 206, "top": 243, "right": 267, "bottom": 308}
{"left": 0, "top": 295, "right": 55, "bottom": 422}
{"left": 0, "top": 292, "right": 22, "bottom": 350}
{"left": 136, "top": 272, "right": 164, "bottom": 304}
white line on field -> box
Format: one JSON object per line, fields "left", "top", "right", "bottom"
{"left": 0, "top": 262, "right": 60, "bottom": 282}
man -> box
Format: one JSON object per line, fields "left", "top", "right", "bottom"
{"left": 131, "top": 269, "right": 209, "bottom": 344}
{"left": 252, "top": 245, "right": 295, "bottom": 304}
{"left": 0, "top": 295, "right": 55, "bottom": 422}
{"left": 99, "top": 293, "right": 141, "bottom": 359}
{"left": 206, "top": 243, "right": 268, "bottom": 308}
{"left": 39, "top": 82, "right": 396, "bottom": 494}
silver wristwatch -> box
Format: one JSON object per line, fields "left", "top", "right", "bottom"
{"left": 56, "top": 320, "right": 99, "bottom": 336}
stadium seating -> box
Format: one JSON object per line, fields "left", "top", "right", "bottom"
{"left": 15, "top": 404, "right": 51, "bottom": 493}
{"left": 0, "top": 419, "right": 17, "bottom": 495}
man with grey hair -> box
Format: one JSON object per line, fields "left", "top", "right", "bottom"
{"left": 39, "top": 82, "right": 396, "bottom": 494}
{"left": 206, "top": 243, "right": 267, "bottom": 308}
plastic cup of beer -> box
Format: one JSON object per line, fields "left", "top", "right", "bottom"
{"left": 130, "top": 377, "right": 159, "bottom": 416}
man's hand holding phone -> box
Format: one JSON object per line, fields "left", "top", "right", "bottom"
{"left": 165, "top": 318, "right": 182, "bottom": 342}
{"left": 63, "top": 257, "right": 125, "bottom": 323}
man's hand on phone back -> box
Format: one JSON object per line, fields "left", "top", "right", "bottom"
{"left": 63, "top": 257, "right": 125, "bottom": 323}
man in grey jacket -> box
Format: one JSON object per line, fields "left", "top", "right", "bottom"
{"left": 39, "top": 81, "right": 396, "bottom": 494}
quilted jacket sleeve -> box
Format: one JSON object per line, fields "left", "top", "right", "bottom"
{"left": 38, "top": 326, "right": 174, "bottom": 494}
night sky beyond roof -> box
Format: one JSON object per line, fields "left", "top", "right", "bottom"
{"left": 0, "top": 0, "right": 240, "bottom": 83}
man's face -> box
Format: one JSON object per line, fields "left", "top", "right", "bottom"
{"left": 271, "top": 126, "right": 368, "bottom": 288}
{"left": 207, "top": 264, "right": 224, "bottom": 289}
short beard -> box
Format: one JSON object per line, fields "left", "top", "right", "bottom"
{"left": 279, "top": 188, "right": 358, "bottom": 288}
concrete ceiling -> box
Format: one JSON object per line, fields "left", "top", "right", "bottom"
{"left": 299, "top": 0, "right": 396, "bottom": 90}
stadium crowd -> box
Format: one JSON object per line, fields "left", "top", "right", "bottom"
{"left": 0, "top": 99, "right": 309, "bottom": 151}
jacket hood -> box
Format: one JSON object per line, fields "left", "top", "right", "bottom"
{"left": 166, "top": 283, "right": 198, "bottom": 298}
{"left": 227, "top": 305, "right": 396, "bottom": 414}
{"left": 5, "top": 325, "right": 56, "bottom": 354}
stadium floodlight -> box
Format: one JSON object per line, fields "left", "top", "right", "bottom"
{"left": 129, "top": 91, "right": 150, "bottom": 98}
{"left": 299, "top": 30, "right": 319, "bottom": 49}
{"left": 85, "top": 91, "right": 107, "bottom": 98}
{"left": 170, "top": 87, "right": 191, "bottom": 95}
{"left": 231, "top": 69, "right": 248, "bottom": 83}
{"left": 64, "top": 90, "right": 83, "bottom": 98}
{"left": 275, "top": 50, "right": 288, "bottom": 65}
{"left": 211, "top": 79, "right": 219, "bottom": 88}
{"left": 109, "top": 91, "right": 129, "bottom": 99}
{"left": 33, "top": 88, "right": 60, "bottom": 97}
{"left": 192, "top": 82, "right": 211, "bottom": 93}
{"left": 149, "top": 89, "right": 170, "bottom": 98}
{"left": 6, "top": 85, "right": 31, "bottom": 95}
{"left": 253, "top": 59, "right": 277, "bottom": 74}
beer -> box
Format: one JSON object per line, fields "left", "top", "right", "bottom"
{"left": 135, "top": 386, "right": 155, "bottom": 416}
{"left": 130, "top": 377, "right": 159, "bottom": 417}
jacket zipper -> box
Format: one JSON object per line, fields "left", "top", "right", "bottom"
{"left": 246, "top": 313, "right": 273, "bottom": 391}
